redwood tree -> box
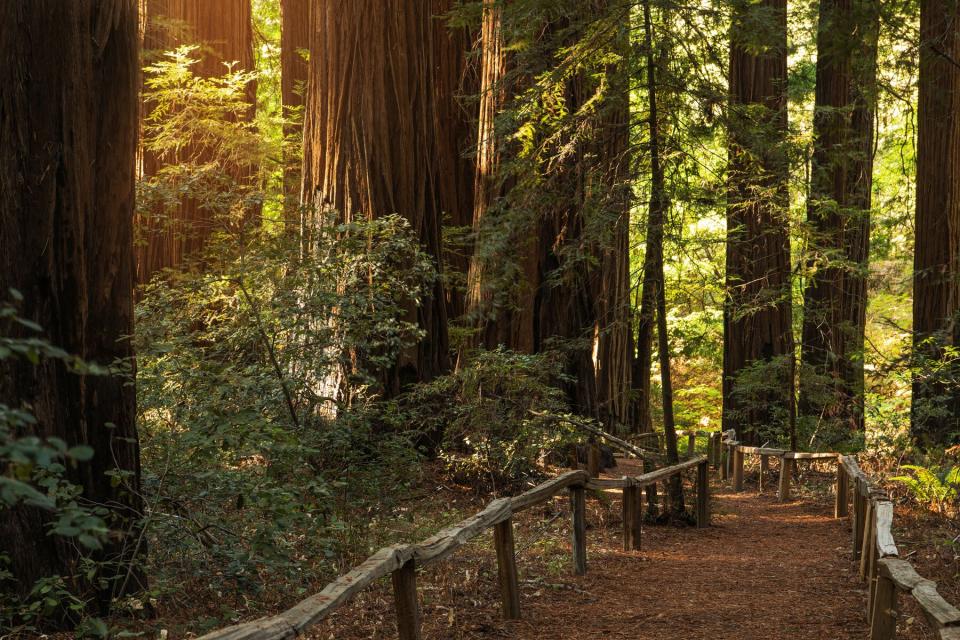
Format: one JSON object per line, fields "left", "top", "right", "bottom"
{"left": 280, "top": 0, "right": 311, "bottom": 216}
{"left": 912, "top": 0, "right": 960, "bottom": 445}
{"left": 463, "top": 3, "right": 633, "bottom": 427}
{"left": 799, "top": 0, "right": 879, "bottom": 438}
{"left": 137, "top": 0, "right": 256, "bottom": 283}
{"left": 723, "top": 0, "right": 795, "bottom": 446}
{"left": 302, "top": 0, "right": 473, "bottom": 390}
{"left": 0, "top": 0, "right": 144, "bottom": 616}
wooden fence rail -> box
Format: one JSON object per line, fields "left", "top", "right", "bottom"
{"left": 838, "top": 456, "right": 960, "bottom": 640}
{"left": 196, "top": 457, "right": 710, "bottom": 640}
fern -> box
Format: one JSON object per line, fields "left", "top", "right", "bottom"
{"left": 891, "top": 464, "right": 959, "bottom": 513}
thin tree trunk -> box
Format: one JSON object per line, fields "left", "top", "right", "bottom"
{"left": 724, "top": 0, "right": 795, "bottom": 447}
{"left": 643, "top": 0, "right": 683, "bottom": 513}
{"left": 912, "top": 0, "right": 960, "bottom": 445}
{"left": 799, "top": 0, "right": 879, "bottom": 440}
{"left": 137, "top": 0, "right": 257, "bottom": 283}
{"left": 0, "top": 0, "right": 144, "bottom": 622}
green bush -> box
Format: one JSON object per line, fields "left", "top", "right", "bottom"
{"left": 0, "top": 295, "right": 114, "bottom": 635}
{"left": 401, "top": 348, "right": 577, "bottom": 492}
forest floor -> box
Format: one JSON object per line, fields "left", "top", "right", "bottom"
{"left": 300, "top": 457, "right": 875, "bottom": 640}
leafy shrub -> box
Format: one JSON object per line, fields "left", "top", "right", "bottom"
{"left": 891, "top": 464, "right": 960, "bottom": 515}
{"left": 135, "top": 215, "right": 435, "bottom": 599}
{"left": 401, "top": 348, "right": 577, "bottom": 492}
{"left": 0, "top": 295, "right": 114, "bottom": 635}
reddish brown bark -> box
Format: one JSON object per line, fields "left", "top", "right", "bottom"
{"left": 912, "top": 0, "right": 960, "bottom": 445}
{"left": 462, "top": 3, "right": 632, "bottom": 427}
{"left": 280, "top": 0, "right": 310, "bottom": 218}
{"left": 137, "top": 0, "right": 256, "bottom": 283}
{"left": 302, "top": 0, "right": 473, "bottom": 390}
{"left": 799, "top": 0, "right": 878, "bottom": 438}
{"left": 0, "top": 0, "right": 144, "bottom": 618}
{"left": 723, "top": 0, "right": 795, "bottom": 446}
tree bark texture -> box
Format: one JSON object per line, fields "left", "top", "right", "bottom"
{"left": 912, "top": 0, "right": 960, "bottom": 445}
{"left": 0, "top": 0, "right": 144, "bottom": 619}
{"left": 723, "top": 0, "right": 795, "bottom": 446}
{"left": 799, "top": 0, "right": 878, "bottom": 438}
{"left": 463, "top": 3, "right": 632, "bottom": 428}
{"left": 302, "top": 0, "right": 474, "bottom": 390}
{"left": 280, "top": 0, "right": 310, "bottom": 220}
{"left": 137, "top": 0, "right": 256, "bottom": 283}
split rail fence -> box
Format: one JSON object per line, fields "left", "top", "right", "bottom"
{"left": 197, "top": 425, "right": 960, "bottom": 640}
{"left": 197, "top": 449, "right": 710, "bottom": 640}
{"left": 722, "top": 432, "right": 960, "bottom": 640}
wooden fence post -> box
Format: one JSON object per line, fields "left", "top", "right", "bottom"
{"left": 870, "top": 569, "right": 897, "bottom": 640}
{"left": 687, "top": 432, "right": 696, "bottom": 458}
{"left": 587, "top": 442, "right": 601, "bottom": 478}
{"left": 759, "top": 454, "right": 769, "bottom": 492}
{"left": 835, "top": 461, "right": 849, "bottom": 518}
{"left": 392, "top": 559, "right": 421, "bottom": 640}
{"left": 860, "top": 500, "right": 874, "bottom": 580}
{"left": 622, "top": 486, "right": 642, "bottom": 551}
{"left": 696, "top": 460, "right": 710, "bottom": 528}
{"left": 778, "top": 457, "right": 793, "bottom": 501}
{"left": 494, "top": 518, "right": 521, "bottom": 620}
{"left": 720, "top": 443, "right": 729, "bottom": 480}
{"left": 733, "top": 446, "right": 744, "bottom": 492}
{"left": 853, "top": 479, "right": 866, "bottom": 561}
{"left": 570, "top": 485, "right": 587, "bottom": 576}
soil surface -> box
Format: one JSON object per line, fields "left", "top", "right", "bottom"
{"left": 306, "top": 458, "right": 872, "bottom": 640}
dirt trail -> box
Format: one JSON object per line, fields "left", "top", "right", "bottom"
{"left": 502, "top": 461, "right": 869, "bottom": 640}
{"left": 310, "top": 459, "right": 871, "bottom": 640}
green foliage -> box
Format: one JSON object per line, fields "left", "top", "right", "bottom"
{"left": 138, "top": 45, "right": 270, "bottom": 244}
{"left": 402, "top": 348, "right": 577, "bottom": 491}
{"left": 891, "top": 464, "right": 960, "bottom": 514}
{"left": 0, "top": 296, "right": 115, "bottom": 635}
{"left": 135, "top": 215, "right": 434, "bottom": 598}
{"left": 727, "top": 355, "right": 795, "bottom": 446}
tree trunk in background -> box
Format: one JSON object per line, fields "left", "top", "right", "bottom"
{"left": 633, "top": 277, "right": 655, "bottom": 433}
{"left": 724, "top": 0, "right": 795, "bottom": 447}
{"left": 464, "top": 0, "right": 533, "bottom": 351}
{"left": 912, "top": 0, "right": 960, "bottom": 446}
{"left": 463, "top": 3, "right": 632, "bottom": 428}
{"left": 434, "top": 2, "right": 478, "bottom": 322}
{"left": 0, "top": 0, "right": 144, "bottom": 620}
{"left": 302, "top": 0, "right": 472, "bottom": 391}
{"left": 137, "top": 0, "right": 256, "bottom": 284}
{"left": 799, "top": 0, "right": 879, "bottom": 441}
{"left": 592, "top": 21, "right": 633, "bottom": 431}
{"left": 280, "top": 0, "right": 310, "bottom": 221}
{"left": 643, "top": 0, "right": 683, "bottom": 513}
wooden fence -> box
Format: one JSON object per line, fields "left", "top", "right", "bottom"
{"left": 721, "top": 433, "right": 960, "bottom": 638}
{"left": 196, "top": 455, "right": 711, "bottom": 640}
{"left": 837, "top": 456, "right": 960, "bottom": 640}
{"left": 195, "top": 425, "right": 960, "bottom": 640}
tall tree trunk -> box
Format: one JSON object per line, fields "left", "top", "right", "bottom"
{"left": 137, "top": 0, "right": 256, "bottom": 283}
{"left": 280, "top": 0, "right": 310, "bottom": 222}
{"left": 912, "top": 0, "right": 960, "bottom": 446}
{"left": 723, "top": 0, "right": 795, "bottom": 447}
{"left": 643, "top": 0, "right": 683, "bottom": 513}
{"left": 302, "top": 0, "right": 471, "bottom": 391}
{"left": 463, "top": 3, "right": 632, "bottom": 427}
{"left": 799, "top": 0, "right": 879, "bottom": 441}
{"left": 0, "top": 0, "right": 144, "bottom": 621}
{"left": 592, "top": 19, "right": 633, "bottom": 431}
